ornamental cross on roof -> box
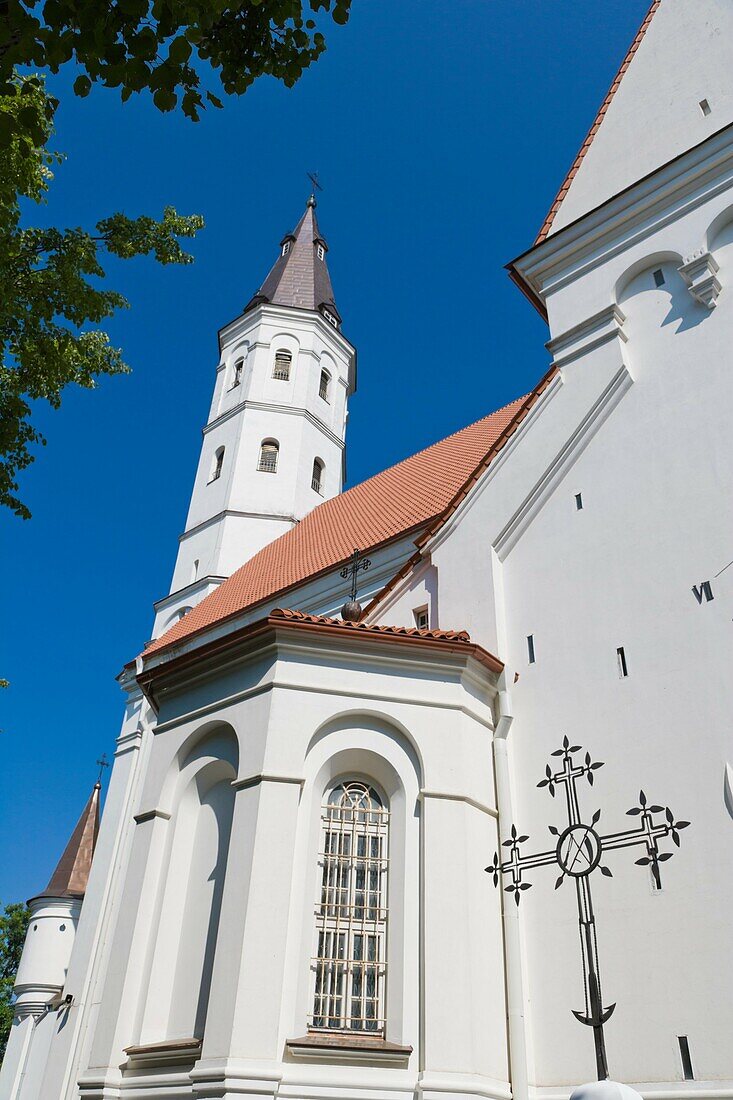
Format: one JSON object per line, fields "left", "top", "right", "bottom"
{"left": 339, "top": 548, "right": 371, "bottom": 622}
{"left": 486, "top": 737, "right": 689, "bottom": 1082}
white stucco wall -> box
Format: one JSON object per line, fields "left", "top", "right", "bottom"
{"left": 551, "top": 0, "right": 733, "bottom": 234}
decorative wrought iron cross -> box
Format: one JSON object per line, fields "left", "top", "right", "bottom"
{"left": 486, "top": 736, "right": 689, "bottom": 1082}
{"left": 307, "top": 171, "right": 323, "bottom": 195}
{"left": 96, "top": 753, "right": 110, "bottom": 784}
{"left": 340, "top": 548, "right": 371, "bottom": 602}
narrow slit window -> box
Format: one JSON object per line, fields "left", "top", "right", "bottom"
{"left": 319, "top": 369, "right": 330, "bottom": 402}
{"left": 653, "top": 268, "right": 665, "bottom": 288}
{"left": 678, "top": 1036, "right": 694, "bottom": 1080}
{"left": 575, "top": 492, "right": 583, "bottom": 510}
{"left": 616, "top": 646, "right": 628, "bottom": 678}
{"left": 232, "top": 357, "right": 244, "bottom": 387}
{"left": 699, "top": 98, "right": 711, "bottom": 117}
{"left": 527, "top": 635, "right": 536, "bottom": 664}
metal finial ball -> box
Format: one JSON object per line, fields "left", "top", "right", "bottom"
{"left": 341, "top": 599, "right": 362, "bottom": 622}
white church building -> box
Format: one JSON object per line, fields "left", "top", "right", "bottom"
{"left": 2, "top": 1, "right": 733, "bottom": 1097}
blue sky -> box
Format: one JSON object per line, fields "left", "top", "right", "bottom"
{"left": 0, "top": 0, "right": 650, "bottom": 903}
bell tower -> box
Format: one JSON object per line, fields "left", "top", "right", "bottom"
{"left": 153, "top": 195, "right": 356, "bottom": 638}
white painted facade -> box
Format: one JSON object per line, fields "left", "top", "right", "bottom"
{"left": 3, "top": 4, "right": 733, "bottom": 1099}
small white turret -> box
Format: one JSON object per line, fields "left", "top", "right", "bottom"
{"left": 1, "top": 783, "right": 101, "bottom": 1100}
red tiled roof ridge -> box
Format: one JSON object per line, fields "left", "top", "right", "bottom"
{"left": 145, "top": 392, "right": 531, "bottom": 659}
{"left": 272, "top": 607, "right": 471, "bottom": 642}
{"left": 535, "top": 0, "right": 661, "bottom": 244}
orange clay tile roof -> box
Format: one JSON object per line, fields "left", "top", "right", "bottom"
{"left": 535, "top": 0, "right": 661, "bottom": 244}
{"left": 146, "top": 393, "right": 530, "bottom": 657}
{"left": 271, "top": 607, "right": 472, "bottom": 642}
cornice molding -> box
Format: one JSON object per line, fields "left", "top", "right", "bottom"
{"left": 546, "top": 304, "right": 627, "bottom": 368}
{"left": 202, "top": 398, "right": 346, "bottom": 449}
{"left": 179, "top": 508, "right": 296, "bottom": 544}
{"left": 232, "top": 773, "right": 304, "bottom": 792}
{"left": 133, "top": 808, "right": 171, "bottom": 824}
{"left": 512, "top": 124, "right": 733, "bottom": 302}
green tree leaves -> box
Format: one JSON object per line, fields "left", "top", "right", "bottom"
{"left": 0, "top": 0, "right": 353, "bottom": 137}
{"left": 0, "top": 902, "right": 30, "bottom": 1059}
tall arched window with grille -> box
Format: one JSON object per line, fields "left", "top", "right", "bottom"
{"left": 310, "top": 780, "right": 389, "bottom": 1035}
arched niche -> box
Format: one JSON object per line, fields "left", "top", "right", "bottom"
{"left": 139, "top": 724, "right": 239, "bottom": 1044}
{"left": 615, "top": 250, "right": 699, "bottom": 342}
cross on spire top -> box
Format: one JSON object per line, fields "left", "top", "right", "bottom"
{"left": 96, "top": 753, "right": 110, "bottom": 785}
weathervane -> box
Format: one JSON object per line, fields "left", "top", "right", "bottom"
{"left": 487, "top": 737, "right": 689, "bottom": 1081}
{"left": 339, "top": 547, "right": 371, "bottom": 622}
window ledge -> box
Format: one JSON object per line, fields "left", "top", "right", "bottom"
{"left": 123, "top": 1038, "right": 201, "bottom": 1064}
{"left": 286, "top": 1034, "right": 412, "bottom": 1064}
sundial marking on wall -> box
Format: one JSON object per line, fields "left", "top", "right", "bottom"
{"left": 486, "top": 737, "right": 689, "bottom": 1081}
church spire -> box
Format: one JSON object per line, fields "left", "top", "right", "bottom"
{"left": 244, "top": 195, "right": 342, "bottom": 327}
{"left": 42, "top": 781, "right": 101, "bottom": 899}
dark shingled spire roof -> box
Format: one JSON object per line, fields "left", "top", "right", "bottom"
{"left": 41, "top": 782, "right": 101, "bottom": 899}
{"left": 244, "top": 195, "right": 341, "bottom": 325}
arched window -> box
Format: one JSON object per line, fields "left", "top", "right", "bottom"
{"left": 311, "top": 458, "right": 324, "bottom": 495}
{"left": 273, "top": 350, "right": 292, "bottom": 381}
{"left": 231, "top": 357, "right": 244, "bottom": 387}
{"left": 258, "top": 439, "right": 279, "bottom": 473}
{"left": 210, "top": 446, "right": 225, "bottom": 482}
{"left": 310, "top": 780, "right": 389, "bottom": 1034}
{"left": 319, "top": 369, "right": 330, "bottom": 402}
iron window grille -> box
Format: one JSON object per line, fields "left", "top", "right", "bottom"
{"left": 310, "top": 781, "right": 389, "bottom": 1035}
{"left": 273, "top": 351, "right": 292, "bottom": 381}
{"left": 258, "top": 444, "right": 278, "bottom": 473}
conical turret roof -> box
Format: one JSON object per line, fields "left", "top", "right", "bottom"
{"left": 42, "top": 782, "right": 101, "bottom": 899}
{"left": 244, "top": 195, "right": 341, "bottom": 325}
